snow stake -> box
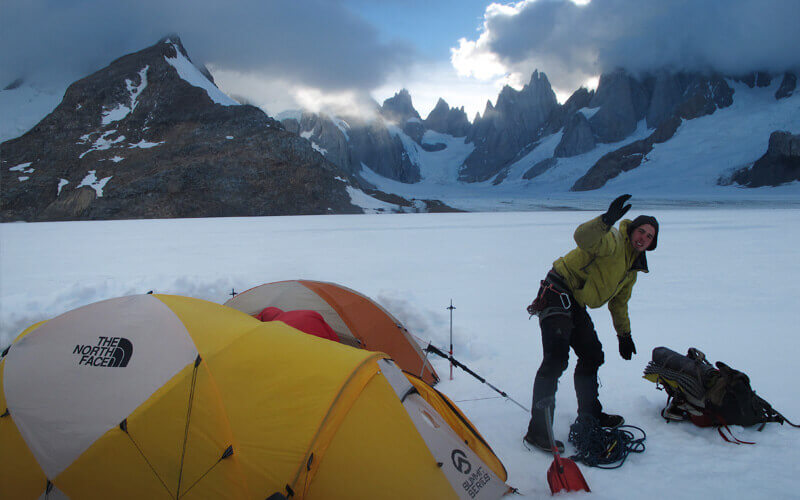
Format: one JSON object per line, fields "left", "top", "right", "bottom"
{"left": 447, "top": 300, "right": 456, "bottom": 380}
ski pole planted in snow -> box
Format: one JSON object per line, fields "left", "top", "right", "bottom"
{"left": 447, "top": 300, "right": 456, "bottom": 380}
{"left": 425, "top": 343, "right": 529, "bottom": 412}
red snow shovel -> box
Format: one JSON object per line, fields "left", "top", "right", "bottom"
{"left": 544, "top": 407, "right": 590, "bottom": 494}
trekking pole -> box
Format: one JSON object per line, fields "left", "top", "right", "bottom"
{"left": 425, "top": 343, "right": 529, "bottom": 412}
{"left": 447, "top": 300, "right": 455, "bottom": 380}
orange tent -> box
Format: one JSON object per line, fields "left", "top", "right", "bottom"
{"left": 224, "top": 280, "right": 439, "bottom": 385}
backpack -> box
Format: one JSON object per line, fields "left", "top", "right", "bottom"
{"left": 643, "top": 347, "right": 798, "bottom": 443}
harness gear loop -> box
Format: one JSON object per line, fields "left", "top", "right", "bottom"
{"left": 528, "top": 279, "right": 572, "bottom": 318}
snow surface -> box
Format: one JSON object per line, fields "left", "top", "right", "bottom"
{"left": 128, "top": 139, "right": 164, "bottom": 149}
{"left": 101, "top": 66, "right": 149, "bottom": 125}
{"left": 1, "top": 208, "right": 799, "bottom": 498}
{"left": 332, "top": 116, "right": 351, "bottom": 140}
{"left": 57, "top": 179, "right": 69, "bottom": 196}
{"left": 0, "top": 79, "right": 71, "bottom": 143}
{"left": 79, "top": 130, "right": 126, "bottom": 159}
{"left": 165, "top": 44, "right": 238, "bottom": 107}
{"left": 345, "top": 185, "right": 400, "bottom": 213}
{"left": 9, "top": 162, "right": 34, "bottom": 173}
{"left": 76, "top": 170, "right": 112, "bottom": 197}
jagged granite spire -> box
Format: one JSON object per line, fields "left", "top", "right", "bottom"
{"left": 461, "top": 70, "right": 559, "bottom": 182}
{"left": 424, "top": 98, "right": 470, "bottom": 137}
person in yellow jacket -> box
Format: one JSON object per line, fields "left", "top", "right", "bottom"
{"left": 523, "top": 194, "right": 659, "bottom": 453}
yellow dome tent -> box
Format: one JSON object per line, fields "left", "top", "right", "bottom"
{"left": 1, "top": 294, "right": 510, "bottom": 499}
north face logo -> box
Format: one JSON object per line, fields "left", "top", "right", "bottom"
{"left": 73, "top": 336, "right": 133, "bottom": 367}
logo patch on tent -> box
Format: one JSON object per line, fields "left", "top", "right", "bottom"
{"left": 451, "top": 449, "right": 472, "bottom": 474}
{"left": 73, "top": 336, "right": 133, "bottom": 367}
{"left": 461, "top": 466, "right": 491, "bottom": 498}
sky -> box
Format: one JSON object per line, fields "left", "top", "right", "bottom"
{"left": 1, "top": 0, "right": 799, "bottom": 120}
{"left": 2, "top": 209, "right": 799, "bottom": 497}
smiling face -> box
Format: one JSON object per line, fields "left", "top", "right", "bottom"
{"left": 630, "top": 223, "right": 656, "bottom": 252}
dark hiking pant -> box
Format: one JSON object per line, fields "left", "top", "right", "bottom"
{"left": 526, "top": 281, "right": 605, "bottom": 440}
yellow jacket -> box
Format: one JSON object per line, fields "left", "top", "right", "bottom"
{"left": 552, "top": 216, "right": 648, "bottom": 335}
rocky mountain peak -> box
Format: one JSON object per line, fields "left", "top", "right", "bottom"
{"left": 427, "top": 98, "right": 450, "bottom": 118}
{"left": 381, "top": 88, "right": 421, "bottom": 124}
{"left": 1, "top": 36, "right": 367, "bottom": 221}
{"left": 424, "top": 98, "right": 470, "bottom": 137}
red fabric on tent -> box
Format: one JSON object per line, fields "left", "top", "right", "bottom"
{"left": 255, "top": 306, "right": 340, "bottom": 342}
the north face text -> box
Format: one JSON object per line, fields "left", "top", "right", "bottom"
{"left": 73, "top": 336, "right": 133, "bottom": 367}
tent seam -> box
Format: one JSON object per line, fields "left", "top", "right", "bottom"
{"left": 288, "top": 352, "right": 387, "bottom": 497}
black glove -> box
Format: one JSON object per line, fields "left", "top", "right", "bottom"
{"left": 601, "top": 194, "right": 632, "bottom": 227}
{"left": 618, "top": 333, "right": 636, "bottom": 360}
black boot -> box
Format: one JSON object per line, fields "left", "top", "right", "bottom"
{"left": 523, "top": 432, "right": 565, "bottom": 454}
{"left": 598, "top": 412, "right": 625, "bottom": 428}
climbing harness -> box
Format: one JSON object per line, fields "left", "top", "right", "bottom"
{"left": 527, "top": 279, "right": 571, "bottom": 318}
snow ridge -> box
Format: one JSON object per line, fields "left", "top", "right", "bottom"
{"left": 165, "top": 44, "right": 238, "bottom": 106}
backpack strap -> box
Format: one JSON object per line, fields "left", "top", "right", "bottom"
{"left": 717, "top": 424, "right": 755, "bottom": 445}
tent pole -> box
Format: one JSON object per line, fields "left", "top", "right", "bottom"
{"left": 425, "top": 343, "right": 529, "bottom": 412}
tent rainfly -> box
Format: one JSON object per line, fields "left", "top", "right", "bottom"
{"left": 0, "top": 294, "right": 510, "bottom": 499}
{"left": 225, "top": 280, "right": 439, "bottom": 385}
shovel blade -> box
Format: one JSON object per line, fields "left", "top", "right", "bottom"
{"left": 547, "top": 456, "right": 590, "bottom": 494}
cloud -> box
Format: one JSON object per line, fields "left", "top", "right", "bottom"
{"left": 0, "top": 0, "right": 414, "bottom": 95}
{"left": 211, "top": 67, "right": 384, "bottom": 118}
{"left": 452, "top": 0, "right": 800, "bottom": 98}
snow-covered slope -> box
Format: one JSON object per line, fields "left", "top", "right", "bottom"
{"left": 0, "top": 80, "right": 71, "bottom": 143}
{"left": 2, "top": 209, "right": 799, "bottom": 498}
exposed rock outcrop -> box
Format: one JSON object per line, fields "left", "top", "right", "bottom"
{"left": 588, "top": 69, "right": 649, "bottom": 143}
{"left": 645, "top": 71, "right": 683, "bottom": 129}
{"left": 729, "top": 131, "right": 800, "bottom": 187}
{"left": 523, "top": 158, "right": 557, "bottom": 180}
{"left": 554, "top": 112, "right": 596, "bottom": 158}
{"left": 734, "top": 71, "right": 772, "bottom": 88}
{"left": 674, "top": 74, "right": 734, "bottom": 120}
{"left": 347, "top": 116, "right": 421, "bottom": 183}
{"left": 775, "top": 72, "right": 797, "bottom": 99}
{"left": 282, "top": 109, "right": 421, "bottom": 184}
{"left": 282, "top": 111, "right": 355, "bottom": 174}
